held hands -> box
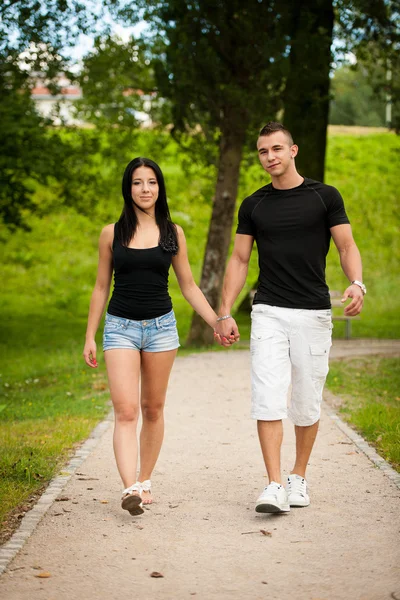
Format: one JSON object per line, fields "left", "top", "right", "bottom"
{"left": 341, "top": 284, "right": 364, "bottom": 316}
{"left": 83, "top": 340, "right": 98, "bottom": 368}
{"left": 214, "top": 316, "right": 240, "bottom": 348}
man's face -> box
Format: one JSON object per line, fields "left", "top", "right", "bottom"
{"left": 256, "top": 131, "right": 297, "bottom": 177}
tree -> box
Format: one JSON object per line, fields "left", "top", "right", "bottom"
{"left": 0, "top": 0, "right": 119, "bottom": 228}
{"left": 283, "top": 0, "right": 334, "bottom": 182}
{"left": 283, "top": 0, "right": 399, "bottom": 179}
{"left": 329, "top": 65, "right": 386, "bottom": 126}
{"left": 128, "top": 0, "right": 292, "bottom": 345}
{"left": 75, "top": 35, "right": 155, "bottom": 130}
{"left": 335, "top": 0, "right": 400, "bottom": 131}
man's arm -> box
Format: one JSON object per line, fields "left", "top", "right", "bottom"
{"left": 216, "top": 234, "right": 254, "bottom": 343}
{"left": 330, "top": 223, "right": 364, "bottom": 316}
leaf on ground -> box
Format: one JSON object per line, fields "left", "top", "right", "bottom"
{"left": 100, "top": 500, "right": 109, "bottom": 504}
{"left": 55, "top": 496, "right": 70, "bottom": 502}
{"left": 168, "top": 504, "right": 179, "bottom": 509}
{"left": 35, "top": 572, "right": 51, "bottom": 578}
{"left": 260, "top": 530, "right": 272, "bottom": 537}
{"left": 150, "top": 572, "right": 164, "bottom": 578}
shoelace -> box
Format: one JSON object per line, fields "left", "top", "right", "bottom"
{"left": 287, "top": 478, "right": 306, "bottom": 497}
{"left": 263, "top": 482, "right": 282, "bottom": 497}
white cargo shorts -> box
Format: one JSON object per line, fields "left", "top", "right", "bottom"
{"left": 250, "top": 304, "right": 333, "bottom": 426}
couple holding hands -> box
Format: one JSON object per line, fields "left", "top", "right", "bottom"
{"left": 83, "top": 121, "right": 365, "bottom": 516}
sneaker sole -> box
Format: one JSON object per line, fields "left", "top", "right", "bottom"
{"left": 255, "top": 502, "right": 290, "bottom": 513}
{"left": 289, "top": 500, "right": 310, "bottom": 507}
{"left": 121, "top": 494, "right": 144, "bottom": 516}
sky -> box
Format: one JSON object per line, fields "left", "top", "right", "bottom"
{"left": 65, "top": 16, "right": 147, "bottom": 68}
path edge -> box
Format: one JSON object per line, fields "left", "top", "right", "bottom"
{"left": 0, "top": 411, "right": 113, "bottom": 576}
{"left": 323, "top": 398, "right": 400, "bottom": 489}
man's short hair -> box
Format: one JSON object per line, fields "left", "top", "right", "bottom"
{"left": 259, "top": 122, "right": 294, "bottom": 145}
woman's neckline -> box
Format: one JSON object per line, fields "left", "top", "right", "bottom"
{"left": 125, "top": 244, "right": 160, "bottom": 251}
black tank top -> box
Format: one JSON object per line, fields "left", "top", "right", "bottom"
{"left": 107, "top": 225, "right": 173, "bottom": 320}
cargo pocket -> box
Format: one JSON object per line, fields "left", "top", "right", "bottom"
{"left": 250, "top": 329, "right": 275, "bottom": 357}
{"left": 309, "top": 343, "right": 331, "bottom": 379}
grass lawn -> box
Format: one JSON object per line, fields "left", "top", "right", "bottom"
{"left": 326, "top": 356, "right": 400, "bottom": 471}
{"left": 0, "top": 319, "right": 110, "bottom": 537}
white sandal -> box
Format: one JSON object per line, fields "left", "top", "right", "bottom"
{"left": 121, "top": 482, "right": 144, "bottom": 516}
{"left": 140, "top": 480, "right": 151, "bottom": 493}
{"left": 139, "top": 479, "right": 152, "bottom": 504}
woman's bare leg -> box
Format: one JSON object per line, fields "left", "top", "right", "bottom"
{"left": 138, "top": 349, "right": 177, "bottom": 503}
{"left": 104, "top": 349, "right": 141, "bottom": 489}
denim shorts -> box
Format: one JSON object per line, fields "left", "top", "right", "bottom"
{"left": 103, "top": 310, "right": 180, "bottom": 353}
{"left": 250, "top": 304, "right": 333, "bottom": 426}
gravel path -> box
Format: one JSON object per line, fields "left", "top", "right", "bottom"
{"left": 1, "top": 340, "right": 399, "bottom": 599}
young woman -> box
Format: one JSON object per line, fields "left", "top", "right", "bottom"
{"left": 83, "top": 157, "right": 221, "bottom": 516}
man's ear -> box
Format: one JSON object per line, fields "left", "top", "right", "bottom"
{"left": 291, "top": 144, "right": 299, "bottom": 159}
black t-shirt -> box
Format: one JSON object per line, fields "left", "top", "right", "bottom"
{"left": 236, "top": 177, "right": 350, "bottom": 309}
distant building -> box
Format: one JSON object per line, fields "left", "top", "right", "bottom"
{"left": 31, "top": 74, "right": 84, "bottom": 125}
{"left": 31, "top": 74, "right": 154, "bottom": 127}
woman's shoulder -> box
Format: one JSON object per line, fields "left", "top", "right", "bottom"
{"left": 174, "top": 223, "right": 185, "bottom": 237}
{"left": 101, "top": 223, "right": 115, "bottom": 236}
{"left": 99, "top": 223, "right": 115, "bottom": 245}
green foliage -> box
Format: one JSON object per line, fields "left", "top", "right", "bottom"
{"left": 334, "top": 1, "right": 399, "bottom": 129}
{"left": 0, "top": 0, "right": 119, "bottom": 229}
{"left": 138, "top": 0, "right": 291, "bottom": 140}
{"left": 75, "top": 35, "right": 155, "bottom": 128}
{"left": 325, "top": 133, "right": 400, "bottom": 337}
{"left": 326, "top": 356, "right": 400, "bottom": 470}
{"left": 329, "top": 66, "right": 386, "bottom": 126}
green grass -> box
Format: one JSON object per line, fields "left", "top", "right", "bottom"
{"left": 0, "top": 128, "right": 399, "bottom": 535}
{"left": 0, "top": 334, "right": 110, "bottom": 527}
{"left": 326, "top": 356, "right": 400, "bottom": 471}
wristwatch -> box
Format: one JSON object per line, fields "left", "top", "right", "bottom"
{"left": 351, "top": 280, "right": 367, "bottom": 295}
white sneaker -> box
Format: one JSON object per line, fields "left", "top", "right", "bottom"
{"left": 286, "top": 474, "right": 310, "bottom": 507}
{"left": 255, "top": 481, "right": 290, "bottom": 513}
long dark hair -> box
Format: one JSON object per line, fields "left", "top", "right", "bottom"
{"left": 116, "top": 157, "right": 179, "bottom": 255}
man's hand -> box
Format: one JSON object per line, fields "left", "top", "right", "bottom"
{"left": 214, "top": 316, "right": 240, "bottom": 347}
{"left": 341, "top": 284, "right": 364, "bottom": 316}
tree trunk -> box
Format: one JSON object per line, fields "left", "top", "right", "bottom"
{"left": 284, "top": 0, "right": 334, "bottom": 182}
{"left": 186, "top": 118, "right": 247, "bottom": 346}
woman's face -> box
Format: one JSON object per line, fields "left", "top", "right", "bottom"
{"left": 131, "top": 166, "right": 159, "bottom": 213}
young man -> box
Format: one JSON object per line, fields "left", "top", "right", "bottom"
{"left": 215, "top": 122, "right": 365, "bottom": 513}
